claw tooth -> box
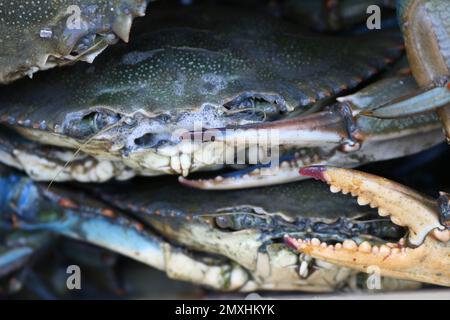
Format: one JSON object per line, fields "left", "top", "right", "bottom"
{"left": 342, "top": 189, "right": 349, "bottom": 195}
{"left": 432, "top": 229, "right": 450, "bottom": 242}
{"left": 170, "top": 156, "right": 181, "bottom": 174}
{"left": 330, "top": 185, "right": 341, "bottom": 193}
{"left": 252, "top": 169, "right": 261, "bottom": 175}
{"left": 372, "top": 246, "right": 379, "bottom": 254}
{"left": 357, "top": 197, "right": 370, "bottom": 206}
{"left": 214, "top": 176, "right": 223, "bottom": 182}
{"left": 343, "top": 240, "right": 357, "bottom": 250}
{"left": 380, "top": 245, "right": 391, "bottom": 254}
{"left": 378, "top": 207, "right": 390, "bottom": 217}
{"left": 112, "top": 14, "right": 133, "bottom": 42}
{"left": 358, "top": 241, "right": 372, "bottom": 253}
{"left": 281, "top": 162, "right": 290, "bottom": 169}
{"left": 180, "top": 153, "right": 191, "bottom": 177}
{"left": 390, "top": 216, "right": 405, "bottom": 227}
{"left": 311, "top": 238, "right": 321, "bottom": 246}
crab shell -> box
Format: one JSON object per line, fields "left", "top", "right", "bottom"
{"left": 0, "top": 0, "right": 152, "bottom": 84}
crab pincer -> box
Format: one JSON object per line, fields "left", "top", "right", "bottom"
{"left": 285, "top": 166, "right": 450, "bottom": 287}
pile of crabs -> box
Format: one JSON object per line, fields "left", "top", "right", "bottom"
{"left": 0, "top": 0, "right": 449, "bottom": 298}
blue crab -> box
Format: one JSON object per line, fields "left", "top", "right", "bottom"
{"left": 0, "top": 0, "right": 449, "bottom": 296}
{"left": 0, "top": 2, "right": 444, "bottom": 186}
{"left": 0, "top": 164, "right": 424, "bottom": 292}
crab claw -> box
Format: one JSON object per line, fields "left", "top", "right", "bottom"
{"left": 179, "top": 156, "right": 309, "bottom": 190}
{"left": 209, "top": 107, "right": 358, "bottom": 150}
{"left": 288, "top": 166, "right": 450, "bottom": 287}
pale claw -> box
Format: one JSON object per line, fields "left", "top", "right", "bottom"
{"left": 179, "top": 157, "right": 307, "bottom": 190}
{"left": 206, "top": 107, "right": 357, "bottom": 150}
{"left": 287, "top": 166, "right": 450, "bottom": 287}
{"left": 300, "top": 166, "right": 444, "bottom": 246}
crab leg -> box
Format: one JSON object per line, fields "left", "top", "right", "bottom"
{"left": 361, "top": 82, "right": 450, "bottom": 118}
{"left": 0, "top": 231, "right": 50, "bottom": 279}
{"left": 286, "top": 166, "right": 450, "bottom": 287}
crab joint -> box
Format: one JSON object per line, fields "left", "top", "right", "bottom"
{"left": 292, "top": 166, "right": 450, "bottom": 287}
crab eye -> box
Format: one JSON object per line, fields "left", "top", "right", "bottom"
{"left": 64, "top": 110, "right": 121, "bottom": 139}
{"left": 215, "top": 216, "right": 233, "bottom": 229}
{"left": 85, "top": 111, "right": 120, "bottom": 132}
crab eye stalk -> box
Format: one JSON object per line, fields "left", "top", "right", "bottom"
{"left": 63, "top": 110, "right": 121, "bottom": 140}
{"left": 438, "top": 192, "right": 450, "bottom": 227}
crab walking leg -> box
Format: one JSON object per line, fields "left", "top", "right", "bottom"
{"left": 286, "top": 166, "right": 450, "bottom": 287}
{"left": 0, "top": 174, "right": 248, "bottom": 291}
{"left": 18, "top": 214, "right": 248, "bottom": 291}
{"left": 362, "top": 83, "right": 450, "bottom": 118}
{"left": 0, "top": 232, "right": 50, "bottom": 278}
{"left": 395, "top": 0, "right": 450, "bottom": 140}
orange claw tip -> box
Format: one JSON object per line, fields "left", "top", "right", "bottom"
{"left": 283, "top": 235, "right": 300, "bottom": 250}
{"left": 178, "top": 176, "right": 200, "bottom": 188}
{"left": 299, "top": 166, "right": 327, "bottom": 182}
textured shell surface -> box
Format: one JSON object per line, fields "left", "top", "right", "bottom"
{"left": 0, "top": 0, "right": 151, "bottom": 84}
{"left": 0, "top": 3, "right": 403, "bottom": 137}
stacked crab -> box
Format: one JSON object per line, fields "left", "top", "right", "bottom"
{"left": 0, "top": 0, "right": 448, "bottom": 298}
